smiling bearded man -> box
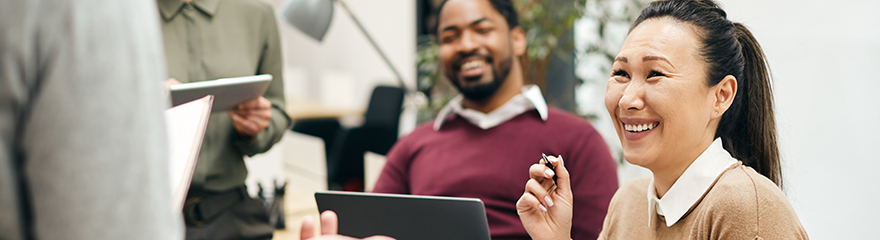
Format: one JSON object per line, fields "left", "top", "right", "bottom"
{"left": 371, "top": 0, "right": 620, "bottom": 239}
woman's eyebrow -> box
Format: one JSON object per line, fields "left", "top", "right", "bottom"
{"left": 643, "top": 55, "right": 675, "bottom": 68}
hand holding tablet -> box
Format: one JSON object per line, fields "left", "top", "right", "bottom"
{"left": 228, "top": 97, "right": 273, "bottom": 140}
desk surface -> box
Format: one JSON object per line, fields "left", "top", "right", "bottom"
{"left": 286, "top": 101, "right": 365, "bottom": 121}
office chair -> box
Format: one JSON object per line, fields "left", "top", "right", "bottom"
{"left": 292, "top": 85, "right": 404, "bottom": 191}
{"left": 291, "top": 118, "right": 341, "bottom": 158}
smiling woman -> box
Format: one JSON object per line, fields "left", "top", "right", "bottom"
{"left": 606, "top": 16, "right": 722, "bottom": 193}
{"left": 517, "top": 0, "right": 809, "bottom": 239}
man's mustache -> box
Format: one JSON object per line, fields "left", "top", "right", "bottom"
{"left": 452, "top": 52, "right": 494, "bottom": 71}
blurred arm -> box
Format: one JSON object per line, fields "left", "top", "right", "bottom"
{"left": 19, "top": 0, "right": 183, "bottom": 239}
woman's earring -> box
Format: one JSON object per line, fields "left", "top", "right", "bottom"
{"left": 715, "top": 111, "right": 718, "bottom": 115}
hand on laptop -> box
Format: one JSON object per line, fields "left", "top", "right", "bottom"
{"left": 516, "top": 155, "right": 574, "bottom": 240}
{"left": 229, "top": 97, "right": 272, "bottom": 140}
{"left": 300, "top": 210, "right": 395, "bottom": 240}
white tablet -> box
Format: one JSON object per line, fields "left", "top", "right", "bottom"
{"left": 315, "top": 191, "right": 492, "bottom": 240}
{"left": 170, "top": 74, "right": 272, "bottom": 112}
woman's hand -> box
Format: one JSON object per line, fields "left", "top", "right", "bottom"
{"left": 516, "top": 155, "right": 573, "bottom": 240}
{"left": 300, "top": 210, "right": 395, "bottom": 240}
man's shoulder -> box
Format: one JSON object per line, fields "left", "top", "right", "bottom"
{"left": 396, "top": 120, "right": 443, "bottom": 143}
{"left": 412, "top": 120, "right": 440, "bottom": 134}
{"left": 546, "top": 108, "right": 596, "bottom": 127}
{"left": 541, "top": 108, "right": 603, "bottom": 140}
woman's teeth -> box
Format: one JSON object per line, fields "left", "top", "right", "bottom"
{"left": 625, "top": 123, "right": 657, "bottom": 132}
{"left": 462, "top": 60, "right": 485, "bottom": 70}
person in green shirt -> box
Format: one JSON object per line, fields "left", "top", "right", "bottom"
{"left": 157, "top": 0, "right": 291, "bottom": 239}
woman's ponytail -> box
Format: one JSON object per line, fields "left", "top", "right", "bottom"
{"left": 722, "top": 23, "right": 781, "bottom": 188}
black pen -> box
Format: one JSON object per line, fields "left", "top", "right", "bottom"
{"left": 542, "top": 153, "right": 557, "bottom": 183}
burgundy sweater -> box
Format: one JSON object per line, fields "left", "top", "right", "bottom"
{"left": 374, "top": 108, "right": 619, "bottom": 240}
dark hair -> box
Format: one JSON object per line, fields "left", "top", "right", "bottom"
{"left": 632, "top": 0, "right": 781, "bottom": 187}
{"left": 434, "top": 0, "right": 520, "bottom": 34}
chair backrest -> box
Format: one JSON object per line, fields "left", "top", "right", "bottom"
{"left": 363, "top": 86, "right": 404, "bottom": 131}
{"left": 325, "top": 86, "right": 404, "bottom": 189}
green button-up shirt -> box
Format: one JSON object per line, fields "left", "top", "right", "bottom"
{"left": 158, "top": 0, "right": 290, "bottom": 192}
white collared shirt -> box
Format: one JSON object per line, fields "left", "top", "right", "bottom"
{"left": 646, "top": 138, "right": 738, "bottom": 227}
{"left": 433, "top": 85, "right": 548, "bottom": 131}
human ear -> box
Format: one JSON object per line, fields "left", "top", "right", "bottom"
{"left": 510, "top": 26, "right": 526, "bottom": 57}
{"left": 713, "top": 75, "right": 737, "bottom": 118}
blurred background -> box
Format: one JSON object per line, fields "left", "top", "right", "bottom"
{"left": 249, "top": 0, "right": 879, "bottom": 238}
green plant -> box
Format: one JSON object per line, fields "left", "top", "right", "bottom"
{"left": 577, "top": 0, "right": 644, "bottom": 78}
{"left": 416, "top": 40, "right": 455, "bottom": 123}
{"left": 516, "top": 0, "right": 587, "bottom": 89}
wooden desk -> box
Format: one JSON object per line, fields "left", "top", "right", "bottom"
{"left": 286, "top": 101, "right": 364, "bottom": 121}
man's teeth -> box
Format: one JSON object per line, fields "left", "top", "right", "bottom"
{"left": 462, "top": 60, "right": 485, "bottom": 70}
{"left": 625, "top": 123, "right": 657, "bottom": 132}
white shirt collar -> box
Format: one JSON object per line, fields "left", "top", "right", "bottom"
{"left": 433, "top": 85, "right": 548, "bottom": 131}
{"left": 646, "top": 138, "right": 737, "bottom": 227}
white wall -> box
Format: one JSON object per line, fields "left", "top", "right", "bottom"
{"left": 719, "top": 0, "right": 880, "bottom": 238}
{"left": 269, "top": 0, "right": 418, "bottom": 132}
{"left": 577, "top": 0, "right": 880, "bottom": 238}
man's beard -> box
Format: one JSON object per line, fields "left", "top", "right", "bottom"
{"left": 446, "top": 54, "right": 514, "bottom": 102}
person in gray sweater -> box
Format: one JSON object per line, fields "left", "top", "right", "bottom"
{"left": 0, "top": 0, "right": 184, "bottom": 239}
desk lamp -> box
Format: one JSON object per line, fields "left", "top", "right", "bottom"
{"left": 278, "top": 0, "right": 410, "bottom": 92}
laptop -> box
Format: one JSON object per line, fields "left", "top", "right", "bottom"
{"left": 315, "top": 191, "right": 492, "bottom": 240}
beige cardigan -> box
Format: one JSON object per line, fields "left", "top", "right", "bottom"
{"left": 598, "top": 162, "right": 809, "bottom": 240}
